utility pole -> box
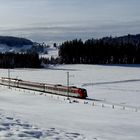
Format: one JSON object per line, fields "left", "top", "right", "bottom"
{"left": 67, "top": 71, "right": 69, "bottom": 99}
{"left": 8, "top": 68, "right": 10, "bottom": 89}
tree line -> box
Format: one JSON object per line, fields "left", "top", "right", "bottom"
{"left": 0, "top": 52, "right": 41, "bottom": 68}
{"left": 59, "top": 35, "right": 140, "bottom": 64}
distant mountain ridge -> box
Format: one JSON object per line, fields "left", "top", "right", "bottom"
{"left": 102, "top": 34, "right": 140, "bottom": 44}
{"left": 118, "top": 34, "right": 140, "bottom": 41}
{"left": 0, "top": 34, "right": 140, "bottom": 55}
{"left": 0, "top": 36, "right": 48, "bottom": 54}
{"left": 1, "top": 34, "right": 140, "bottom": 47}
{"left": 0, "top": 36, "right": 33, "bottom": 47}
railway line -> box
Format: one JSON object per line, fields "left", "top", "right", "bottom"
{"left": 0, "top": 77, "right": 139, "bottom": 111}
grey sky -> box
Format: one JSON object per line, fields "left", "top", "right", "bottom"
{"left": 0, "top": 0, "right": 140, "bottom": 43}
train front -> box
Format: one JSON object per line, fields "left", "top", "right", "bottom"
{"left": 79, "top": 88, "right": 88, "bottom": 99}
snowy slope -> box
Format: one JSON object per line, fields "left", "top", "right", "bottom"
{"left": 0, "top": 43, "right": 58, "bottom": 60}
{"left": 0, "top": 44, "right": 32, "bottom": 53}
{"left": 39, "top": 46, "right": 58, "bottom": 59}
{"left": 0, "top": 65, "right": 140, "bottom": 140}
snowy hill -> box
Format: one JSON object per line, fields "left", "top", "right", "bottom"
{"left": 0, "top": 36, "right": 59, "bottom": 59}
{"left": 0, "top": 64, "right": 140, "bottom": 140}
{"left": 0, "top": 36, "right": 33, "bottom": 53}
{"left": 0, "top": 44, "right": 33, "bottom": 53}
{"left": 39, "top": 46, "right": 58, "bottom": 59}
{"left": 0, "top": 36, "right": 33, "bottom": 47}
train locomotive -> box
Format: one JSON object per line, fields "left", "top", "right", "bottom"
{"left": 0, "top": 77, "right": 87, "bottom": 99}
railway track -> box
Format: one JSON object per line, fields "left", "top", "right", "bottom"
{"left": 0, "top": 83, "right": 139, "bottom": 111}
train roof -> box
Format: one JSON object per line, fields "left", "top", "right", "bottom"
{"left": 1, "top": 77, "right": 82, "bottom": 90}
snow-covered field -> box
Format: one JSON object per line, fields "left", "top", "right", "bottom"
{"left": 0, "top": 64, "right": 140, "bottom": 140}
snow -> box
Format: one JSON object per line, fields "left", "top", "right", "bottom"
{"left": 0, "top": 44, "right": 33, "bottom": 53}
{"left": 0, "top": 43, "right": 59, "bottom": 59}
{"left": 0, "top": 64, "right": 140, "bottom": 140}
{"left": 39, "top": 46, "right": 58, "bottom": 59}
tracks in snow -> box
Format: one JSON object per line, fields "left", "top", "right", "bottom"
{"left": 82, "top": 79, "right": 140, "bottom": 87}
{"left": 0, "top": 111, "right": 87, "bottom": 140}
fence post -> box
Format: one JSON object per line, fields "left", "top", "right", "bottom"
{"left": 102, "top": 104, "right": 104, "bottom": 108}
{"left": 112, "top": 105, "right": 114, "bottom": 109}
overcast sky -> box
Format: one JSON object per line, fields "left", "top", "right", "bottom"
{"left": 0, "top": 0, "right": 140, "bottom": 44}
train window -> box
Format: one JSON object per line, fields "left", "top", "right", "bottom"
{"left": 56, "top": 84, "right": 62, "bottom": 86}
{"left": 70, "top": 86, "right": 77, "bottom": 88}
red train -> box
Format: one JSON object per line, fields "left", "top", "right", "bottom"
{"left": 0, "top": 77, "right": 87, "bottom": 99}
